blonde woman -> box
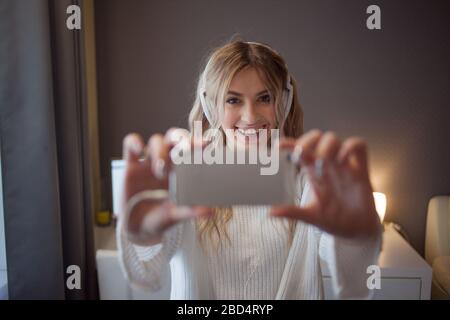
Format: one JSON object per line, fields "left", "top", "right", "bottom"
{"left": 118, "top": 40, "right": 382, "bottom": 299}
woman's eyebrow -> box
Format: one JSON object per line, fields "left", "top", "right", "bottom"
{"left": 227, "top": 90, "right": 243, "bottom": 96}
{"left": 255, "top": 90, "right": 269, "bottom": 96}
{"left": 227, "top": 89, "right": 269, "bottom": 97}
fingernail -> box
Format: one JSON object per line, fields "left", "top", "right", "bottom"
{"left": 315, "top": 158, "right": 324, "bottom": 179}
{"left": 289, "top": 145, "right": 303, "bottom": 165}
{"left": 130, "top": 138, "right": 142, "bottom": 155}
{"left": 154, "top": 158, "right": 166, "bottom": 180}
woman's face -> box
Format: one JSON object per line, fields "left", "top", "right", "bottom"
{"left": 221, "top": 67, "right": 277, "bottom": 148}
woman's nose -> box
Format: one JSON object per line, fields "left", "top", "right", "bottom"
{"left": 241, "top": 101, "right": 259, "bottom": 123}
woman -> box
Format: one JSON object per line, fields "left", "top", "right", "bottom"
{"left": 118, "top": 40, "right": 382, "bottom": 299}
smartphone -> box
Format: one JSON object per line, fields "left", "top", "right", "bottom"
{"left": 168, "top": 150, "right": 297, "bottom": 206}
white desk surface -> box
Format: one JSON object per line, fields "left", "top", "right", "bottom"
{"left": 378, "top": 224, "right": 432, "bottom": 277}
{"left": 320, "top": 223, "right": 432, "bottom": 299}
{"left": 321, "top": 224, "right": 432, "bottom": 277}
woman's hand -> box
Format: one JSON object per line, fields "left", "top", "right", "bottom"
{"left": 271, "top": 130, "right": 381, "bottom": 239}
{"left": 121, "top": 130, "right": 212, "bottom": 246}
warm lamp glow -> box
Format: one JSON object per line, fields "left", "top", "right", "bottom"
{"left": 373, "top": 192, "right": 387, "bottom": 222}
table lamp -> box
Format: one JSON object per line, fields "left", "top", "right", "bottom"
{"left": 373, "top": 192, "right": 387, "bottom": 223}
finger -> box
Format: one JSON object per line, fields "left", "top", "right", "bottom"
{"left": 167, "top": 127, "right": 212, "bottom": 151}
{"left": 152, "top": 204, "right": 213, "bottom": 232}
{"left": 165, "top": 127, "right": 192, "bottom": 165}
{"left": 306, "top": 132, "right": 341, "bottom": 199}
{"left": 300, "top": 129, "right": 323, "bottom": 147}
{"left": 296, "top": 129, "right": 323, "bottom": 164}
{"left": 270, "top": 204, "right": 319, "bottom": 225}
{"left": 138, "top": 201, "right": 174, "bottom": 237}
{"left": 337, "top": 137, "right": 369, "bottom": 177}
{"left": 130, "top": 198, "right": 214, "bottom": 243}
{"left": 315, "top": 131, "right": 341, "bottom": 162}
{"left": 191, "top": 206, "right": 214, "bottom": 217}
{"left": 280, "top": 137, "right": 311, "bottom": 166}
{"left": 282, "top": 130, "right": 322, "bottom": 166}
{"left": 148, "top": 134, "right": 171, "bottom": 180}
{"left": 169, "top": 138, "right": 212, "bottom": 166}
{"left": 279, "top": 137, "right": 297, "bottom": 149}
{"left": 164, "top": 127, "right": 193, "bottom": 172}
{"left": 304, "top": 160, "right": 334, "bottom": 203}
{"left": 123, "top": 133, "right": 145, "bottom": 164}
{"left": 280, "top": 129, "right": 322, "bottom": 150}
{"left": 165, "top": 127, "right": 190, "bottom": 146}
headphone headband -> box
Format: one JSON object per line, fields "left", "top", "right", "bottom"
{"left": 199, "top": 41, "right": 293, "bottom": 127}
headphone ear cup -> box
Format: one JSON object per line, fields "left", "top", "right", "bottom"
{"left": 281, "top": 75, "right": 294, "bottom": 123}
{"left": 281, "top": 90, "right": 289, "bottom": 120}
{"left": 199, "top": 90, "right": 214, "bottom": 125}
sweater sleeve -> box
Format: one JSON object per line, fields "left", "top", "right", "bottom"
{"left": 116, "top": 214, "right": 184, "bottom": 292}
{"left": 298, "top": 173, "right": 382, "bottom": 299}
{"left": 319, "top": 228, "right": 382, "bottom": 299}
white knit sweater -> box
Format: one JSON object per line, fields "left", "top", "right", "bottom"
{"left": 117, "top": 172, "right": 382, "bottom": 299}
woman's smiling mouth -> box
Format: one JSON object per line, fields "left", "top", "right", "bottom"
{"left": 234, "top": 124, "right": 268, "bottom": 137}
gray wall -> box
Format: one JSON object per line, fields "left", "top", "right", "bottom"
{"left": 94, "top": 0, "right": 450, "bottom": 255}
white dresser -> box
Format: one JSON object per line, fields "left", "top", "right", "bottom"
{"left": 321, "top": 223, "right": 432, "bottom": 300}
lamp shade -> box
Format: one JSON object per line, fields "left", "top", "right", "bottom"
{"left": 373, "top": 192, "right": 387, "bottom": 222}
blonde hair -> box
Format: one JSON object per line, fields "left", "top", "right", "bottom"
{"left": 188, "top": 38, "right": 304, "bottom": 249}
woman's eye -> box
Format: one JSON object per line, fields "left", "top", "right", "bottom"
{"left": 258, "top": 94, "right": 271, "bottom": 103}
{"left": 226, "top": 97, "right": 240, "bottom": 105}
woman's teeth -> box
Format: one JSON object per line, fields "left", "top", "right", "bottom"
{"left": 237, "top": 128, "right": 258, "bottom": 136}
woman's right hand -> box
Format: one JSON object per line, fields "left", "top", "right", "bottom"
{"left": 121, "top": 130, "right": 212, "bottom": 246}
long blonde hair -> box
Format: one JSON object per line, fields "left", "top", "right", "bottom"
{"left": 188, "top": 38, "right": 304, "bottom": 248}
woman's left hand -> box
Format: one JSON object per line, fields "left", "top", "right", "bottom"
{"left": 271, "top": 130, "right": 381, "bottom": 239}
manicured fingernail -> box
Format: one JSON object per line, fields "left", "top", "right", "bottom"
{"left": 130, "top": 138, "right": 142, "bottom": 155}
{"left": 315, "top": 158, "right": 324, "bottom": 179}
{"left": 154, "top": 158, "right": 166, "bottom": 180}
{"left": 289, "top": 145, "right": 303, "bottom": 165}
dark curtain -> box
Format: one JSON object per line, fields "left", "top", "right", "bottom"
{"left": 0, "top": 0, "right": 98, "bottom": 299}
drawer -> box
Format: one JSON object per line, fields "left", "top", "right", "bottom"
{"left": 323, "top": 277, "right": 422, "bottom": 300}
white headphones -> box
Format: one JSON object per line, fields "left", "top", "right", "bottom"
{"left": 199, "top": 42, "right": 294, "bottom": 127}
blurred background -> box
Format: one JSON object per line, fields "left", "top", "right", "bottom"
{"left": 95, "top": 0, "right": 450, "bottom": 255}
{"left": 0, "top": 0, "right": 449, "bottom": 299}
